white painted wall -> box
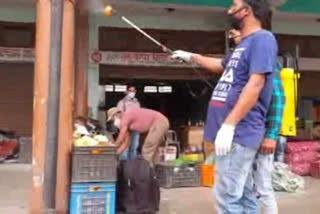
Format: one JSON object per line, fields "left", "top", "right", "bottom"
{"left": 273, "top": 19, "right": 320, "bottom": 36}
{"left": 88, "top": 12, "right": 100, "bottom": 118}
{"left": 0, "top": 7, "right": 35, "bottom": 22}
{"left": 273, "top": 12, "right": 320, "bottom": 36}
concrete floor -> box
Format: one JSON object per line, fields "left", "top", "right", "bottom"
{"left": 0, "top": 164, "right": 31, "bottom": 213}
{"left": 1, "top": 164, "right": 320, "bottom": 214}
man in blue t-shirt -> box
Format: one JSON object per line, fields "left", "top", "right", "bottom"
{"left": 171, "top": 0, "right": 277, "bottom": 213}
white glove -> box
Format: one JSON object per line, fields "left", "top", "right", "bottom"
{"left": 215, "top": 123, "right": 236, "bottom": 156}
{"left": 171, "top": 50, "right": 193, "bottom": 63}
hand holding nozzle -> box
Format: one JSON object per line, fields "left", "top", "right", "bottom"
{"left": 170, "top": 50, "right": 193, "bottom": 63}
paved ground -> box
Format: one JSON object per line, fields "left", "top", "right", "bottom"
{"left": 1, "top": 164, "right": 320, "bottom": 214}
{"left": 160, "top": 179, "right": 320, "bottom": 214}
{"left": 0, "top": 164, "right": 31, "bottom": 214}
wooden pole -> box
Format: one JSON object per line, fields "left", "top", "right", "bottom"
{"left": 31, "top": 0, "right": 64, "bottom": 212}
{"left": 75, "top": 0, "right": 89, "bottom": 117}
{"left": 55, "top": 0, "right": 75, "bottom": 212}
{"left": 30, "top": 0, "right": 51, "bottom": 212}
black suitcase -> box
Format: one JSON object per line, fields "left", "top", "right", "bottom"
{"left": 117, "top": 157, "right": 160, "bottom": 214}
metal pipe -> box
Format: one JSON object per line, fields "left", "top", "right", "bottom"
{"left": 112, "top": 9, "right": 173, "bottom": 53}
{"left": 105, "top": 6, "right": 213, "bottom": 88}
{"left": 110, "top": 8, "right": 213, "bottom": 88}
{"left": 121, "top": 16, "right": 167, "bottom": 50}
{"left": 43, "top": 0, "right": 64, "bottom": 210}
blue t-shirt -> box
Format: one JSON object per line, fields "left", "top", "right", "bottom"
{"left": 203, "top": 30, "right": 278, "bottom": 149}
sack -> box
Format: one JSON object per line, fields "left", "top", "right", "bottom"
{"left": 117, "top": 157, "right": 160, "bottom": 214}
{"left": 290, "top": 163, "right": 311, "bottom": 176}
{"left": 310, "top": 161, "right": 320, "bottom": 178}
{"left": 286, "top": 141, "right": 320, "bottom": 153}
{"left": 285, "top": 151, "right": 320, "bottom": 164}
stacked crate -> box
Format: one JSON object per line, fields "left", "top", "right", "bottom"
{"left": 70, "top": 146, "right": 117, "bottom": 214}
{"left": 155, "top": 163, "right": 201, "bottom": 188}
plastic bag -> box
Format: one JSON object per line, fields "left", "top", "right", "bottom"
{"left": 272, "top": 162, "right": 305, "bottom": 193}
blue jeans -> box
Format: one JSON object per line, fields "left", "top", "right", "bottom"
{"left": 214, "top": 143, "right": 258, "bottom": 214}
{"left": 119, "top": 131, "right": 140, "bottom": 160}
{"left": 274, "top": 136, "right": 287, "bottom": 162}
{"left": 253, "top": 153, "right": 278, "bottom": 214}
{"left": 240, "top": 170, "right": 258, "bottom": 214}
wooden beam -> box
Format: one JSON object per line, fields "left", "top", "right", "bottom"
{"left": 75, "top": 0, "right": 89, "bottom": 117}
{"left": 30, "top": 0, "right": 51, "bottom": 212}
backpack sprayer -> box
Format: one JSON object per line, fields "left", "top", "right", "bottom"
{"left": 279, "top": 49, "right": 300, "bottom": 137}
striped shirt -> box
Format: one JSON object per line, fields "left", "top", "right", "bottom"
{"left": 265, "top": 62, "right": 286, "bottom": 140}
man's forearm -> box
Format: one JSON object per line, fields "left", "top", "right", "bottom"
{"left": 224, "top": 74, "right": 266, "bottom": 126}
{"left": 191, "top": 54, "right": 224, "bottom": 74}
{"left": 117, "top": 134, "right": 130, "bottom": 154}
{"left": 115, "top": 126, "right": 128, "bottom": 146}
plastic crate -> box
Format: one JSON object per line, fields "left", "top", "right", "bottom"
{"left": 201, "top": 164, "right": 215, "bottom": 187}
{"left": 310, "top": 161, "right": 320, "bottom": 178}
{"left": 155, "top": 163, "right": 201, "bottom": 188}
{"left": 70, "top": 182, "right": 116, "bottom": 214}
{"left": 72, "top": 146, "right": 117, "bottom": 183}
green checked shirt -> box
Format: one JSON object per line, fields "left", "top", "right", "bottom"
{"left": 265, "top": 62, "right": 286, "bottom": 140}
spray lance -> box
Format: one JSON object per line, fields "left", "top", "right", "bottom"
{"left": 104, "top": 5, "right": 214, "bottom": 89}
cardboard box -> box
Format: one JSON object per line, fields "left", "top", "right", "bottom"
{"left": 182, "top": 126, "right": 204, "bottom": 147}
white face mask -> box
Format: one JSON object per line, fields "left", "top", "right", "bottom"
{"left": 127, "top": 92, "right": 136, "bottom": 99}
{"left": 114, "top": 118, "right": 121, "bottom": 128}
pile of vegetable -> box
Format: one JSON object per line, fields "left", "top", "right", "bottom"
{"left": 73, "top": 124, "right": 115, "bottom": 147}
{"left": 171, "top": 156, "right": 198, "bottom": 167}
